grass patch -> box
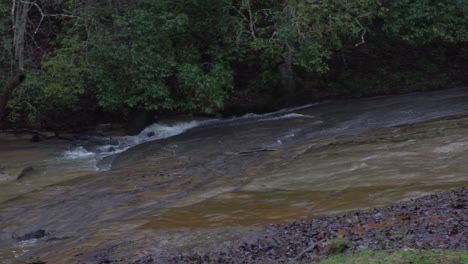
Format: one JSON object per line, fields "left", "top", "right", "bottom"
{"left": 328, "top": 238, "right": 351, "bottom": 255}
{"left": 318, "top": 249, "right": 468, "bottom": 264}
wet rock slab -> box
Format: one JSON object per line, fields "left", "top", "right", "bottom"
{"left": 106, "top": 188, "right": 467, "bottom": 263}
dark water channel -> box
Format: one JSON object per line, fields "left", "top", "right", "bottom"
{"left": 1, "top": 88, "right": 468, "bottom": 263}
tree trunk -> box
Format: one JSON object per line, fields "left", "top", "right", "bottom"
{"left": 0, "top": 73, "right": 26, "bottom": 121}
{"left": 0, "top": 1, "right": 29, "bottom": 122}
{"left": 278, "top": 52, "right": 296, "bottom": 103}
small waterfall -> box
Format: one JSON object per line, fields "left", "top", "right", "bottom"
{"left": 63, "top": 112, "right": 315, "bottom": 170}
{"left": 64, "top": 121, "right": 204, "bottom": 161}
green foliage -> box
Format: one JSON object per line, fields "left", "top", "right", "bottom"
{"left": 7, "top": 71, "right": 46, "bottom": 125}
{"left": 90, "top": 0, "right": 234, "bottom": 114}
{"left": 7, "top": 69, "right": 91, "bottom": 127}
{"left": 41, "top": 36, "right": 90, "bottom": 107}
{"left": 1, "top": 0, "right": 467, "bottom": 128}
{"left": 7, "top": 36, "right": 92, "bottom": 127}
{"left": 90, "top": 28, "right": 177, "bottom": 112}
{"left": 382, "top": 0, "right": 468, "bottom": 44}
{"left": 293, "top": 44, "right": 331, "bottom": 73}
{"left": 234, "top": 0, "right": 381, "bottom": 73}
{"left": 328, "top": 238, "right": 351, "bottom": 255}
{"left": 177, "top": 63, "right": 233, "bottom": 114}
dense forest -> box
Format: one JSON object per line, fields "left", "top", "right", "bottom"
{"left": 0, "top": 0, "right": 467, "bottom": 132}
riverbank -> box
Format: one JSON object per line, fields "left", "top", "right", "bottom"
{"left": 113, "top": 187, "right": 467, "bottom": 263}
{"left": 3, "top": 88, "right": 468, "bottom": 264}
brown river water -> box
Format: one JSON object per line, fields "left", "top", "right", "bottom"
{"left": 1, "top": 87, "right": 468, "bottom": 263}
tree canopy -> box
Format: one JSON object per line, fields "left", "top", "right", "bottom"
{"left": 0, "top": 0, "right": 466, "bottom": 130}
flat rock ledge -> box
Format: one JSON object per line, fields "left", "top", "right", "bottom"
{"left": 103, "top": 187, "right": 467, "bottom": 264}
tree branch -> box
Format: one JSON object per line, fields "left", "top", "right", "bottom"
{"left": 355, "top": 30, "right": 366, "bottom": 47}
{"left": 16, "top": 0, "right": 80, "bottom": 36}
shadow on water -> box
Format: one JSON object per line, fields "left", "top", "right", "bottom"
{"left": 1, "top": 87, "right": 468, "bottom": 263}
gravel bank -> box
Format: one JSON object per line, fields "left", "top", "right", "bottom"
{"left": 101, "top": 188, "right": 467, "bottom": 264}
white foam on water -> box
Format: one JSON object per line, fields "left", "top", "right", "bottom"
{"left": 349, "top": 162, "right": 369, "bottom": 171}
{"left": 64, "top": 121, "right": 204, "bottom": 164}
{"left": 64, "top": 146, "right": 95, "bottom": 159}
{"left": 216, "top": 112, "right": 313, "bottom": 127}
{"left": 19, "top": 239, "right": 38, "bottom": 246}
{"left": 265, "top": 102, "right": 324, "bottom": 115}
{"left": 113, "top": 121, "right": 203, "bottom": 153}
{"left": 137, "top": 121, "right": 201, "bottom": 143}
{"left": 10, "top": 239, "right": 37, "bottom": 259}
{"left": 240, "top": 113, "right": 261, "bottom": 119}
{"left": 261, "top": 113, "right": 313, "bottom": 121}
{"left": 62, "top": 103, "right": 320, "bottom": 169}
{"left": 433, "top": 142, "right": 468, "bottom": 154}
{"left": 360, "top": 151, "right": 418, "bottom": 161}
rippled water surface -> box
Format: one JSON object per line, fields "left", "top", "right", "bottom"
{"left": 1, "top": 88, "right": 468, "bottom": 263}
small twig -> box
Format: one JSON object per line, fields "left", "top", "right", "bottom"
{"left": 237, "top": 148, "right": 277, "bottom": 154}
{"left": 292, "top": 242, "right": 317, "bottom": 262}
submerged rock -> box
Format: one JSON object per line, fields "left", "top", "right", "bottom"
{"left": 126, "top": 111, "right": 154, "bottom": 135}
{"left": 30, "top": 134, "right": 41, "bottom": 142}
{"left": 15, "top": 229, "right": 48, "bottom": 241}
{"left": 15, "top": 166, "right": 35, "bottom": 180}
{"left": 96, "top": 124, "right": 113, "bottom": 134}
{"left": 107, "top": 146, "right": 116, "bottom": 152}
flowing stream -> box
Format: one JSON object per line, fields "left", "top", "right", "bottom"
{"left": 1, "top": 87, "right": 468, "bottom": 263}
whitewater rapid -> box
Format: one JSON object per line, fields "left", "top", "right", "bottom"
{"left": 63, "top": 111, "right": 314, "bottom": 168}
